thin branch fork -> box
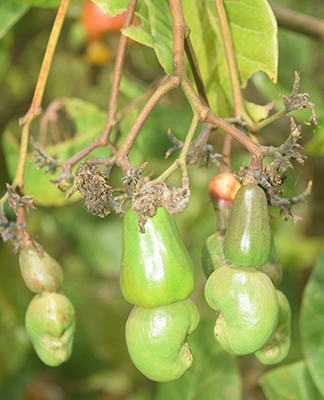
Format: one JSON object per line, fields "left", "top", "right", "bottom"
{"left": 59, "top": 0, "right": 138, "bottom": 175}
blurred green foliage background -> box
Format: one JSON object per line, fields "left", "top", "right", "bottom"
{"left": 1, "top": 0, "right": 324, "bottom": 399}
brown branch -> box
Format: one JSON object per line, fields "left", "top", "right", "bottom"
{"left": 179, "top": 77, "right": 261, "bottom": 160}
{"left": 101, "top": 0, "right": 138, "bottom": 145}
{"left": 221, "top": 134, "right": 232, "bottom": 173}
{"left": 194, "top": 123, "right": 214, "bottom": 147}
{"left": 58, "top": 0, "right": 138, "bottom": 175}
{"left": 269, "top": 1, "right": 324, "bottom": 41}
{"left": 116, "top": 75, "right": 181, "bottom": 173}
{"left": 19, "top": 0, "right": 70, "bottom": 125}
{"left": 169, "top": 0, "right": 187, "bottom": 76}
{"left": 13, "top": 0, "right": 70, "bottom": 192}
{"left": 184, "top": 36, "right": 210, "bottom": 108}
{"left": 168, "top": 0, "right": 262, "bottom": 167}
{"left": 213, "top": 0, "right": 253, "bottom": 127}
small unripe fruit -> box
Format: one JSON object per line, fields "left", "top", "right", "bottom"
{"left": 201, "top": 232, "right": 227, "bottom": 278}
{"left": 255, "top": 290, "right": 291, "bottom": 365}
{"left": 19, "top": 245, "right": 63, "bottom": 293}
{"left": 208, "top": 172, "right": 241, "bottom": 205}
{"left": 224, "top": 184, "right": 271, "bottom": 267}
{"left": 25, "top": 291, "right": 76, "bottom": 367}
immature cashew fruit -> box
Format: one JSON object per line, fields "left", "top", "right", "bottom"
{"left": 224, "top": 183, "right": 271, "bottom": 267}
{"left": 125, "top": 298, "right": 200, "bottom": 382}
{"left": 201, "top": 232, "right": 227, "bottom": 278}
{"left": 120, "top": 206, "right": 195, "bottom": 308}
{"left": 208, "top": 172, "right": 241, "bottom": 232}
{"left": 19, "top": 244, "right": 64, "bottom": 293}
{"left": 255, "top": 290, "right": 291, "bottom": 365}
{"left": 204, "top": 264, "right": 279, "bottom": 355}
{"left": 25, "top": 291, "right": 76, "bottom": 367}
{"left": 208, "top": 172, "right": 241, "bottom": 205}
{"left": 259, "top": 233, "right": 283, "bottom": 286}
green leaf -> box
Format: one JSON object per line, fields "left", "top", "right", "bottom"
{"left": 0, "top": 0, "right": 29, "bottom": 39}
{"left": 300, "top": 252, "right": 324, "bottom": 397}
{"left": 126, "top": 0, "right": 278, "bottom": 117}
{"left": 2, "top": 98, "right": 109, "bottom": 207}
{"left": 123, "top": 2, "right": 154, "bottom": 49}
{"left": 153, "top": 319, "right": 241, "bottom": 400}
{"left": 91, "top": 0, "right": 129, "bottom": 17}
{"left": 244, "top": 99, "right": 270, "bottom": 123}
{"left": 123, "top": 0, "right": 173, "bottom": 74}
{"left": 259, "top": 360, "right": 323, "bottom": 400}
{"left": 186, "top": 0, "right": 277, "bottom": 117}
{"left": 13, "top": 0, "right": 60, "bottom": 8}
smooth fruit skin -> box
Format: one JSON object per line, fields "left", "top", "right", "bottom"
{"left": 204, "top": 264, "right": 279, "bottom": 355}
{"left": 120, "top": 206, "right": 195, "bottom": 308}
{"left": 208, "top": 172, "right": 241, "bottom": 204}
{"left": 25, "top": 292, "right": 76, "bottom": 367}
{"left": 125, "top": 298, "right": 200, "bottom": 382}
{"left": 224, "top": 184, "right": 271, "bottom": 267}
{"left": 201, "top": 233, "right": 227, "bottom": 278}
{"left": 255, "top": 290, "right": 291, "bottom": 365}
{"left": 259, "top": 232, "right": 283, "bottom": 286}
{"left": 19, "top": 245, "right": 64, "bottom": 293}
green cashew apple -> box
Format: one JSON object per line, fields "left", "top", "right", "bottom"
{"left": 125, "top": 298, "right": 200, "bottom": 382}
{"left": 255, "top": 290, "right": 291, "bottom": 365}
{"left": 19, "top": 244, "right": 64, "bottom": 293}
{"left": 201, "top": 232, "right": 227, "bottom": 278}
{"left": 204, "top": 264, "right": 279, "bottom": 355}
{"left": 224, "top": 183, "right": 271, "bottom": 267}
{"left": 25, "top": 291, "right": 76, "bottom": 367}
{"left": 259, "top": 233, "right": 283, "bottom": 286}
{"left": 120, "top": 206, "right": 195, "bottom": 308}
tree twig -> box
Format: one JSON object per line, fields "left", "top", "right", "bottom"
{"left": 213, "top": 0, "right": 254, "bottom": 127}
{"left": 116, "top": 75, "right": 181, "bottom": 173}
{"left": 12, "top": 0, "right": 70, "bottom": 193}
{"left": 101, "top": 0, "right": 138, "bottom": 146}
{"left": 184, "top": 35, "right": 210, "bottom": 108}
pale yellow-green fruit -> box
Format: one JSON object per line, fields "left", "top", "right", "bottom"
{"left": 125, "top": 298, "right": 200, "bottom": 382}
{"left": 204, "top": 264, "right": 279, "bottom": 355}
{"left": 255, "top": 290, "right": 291, "bottom": 365}
{"left": 25, "top": 291, "right": 76, "bottom": 367}
{"left": 19, "top": 244, "right": 63, "bottom": 293}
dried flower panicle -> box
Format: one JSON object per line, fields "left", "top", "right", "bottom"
{"left": 279, "top": 72, "right": 319, "bottom": 127}
{"left": 0, "top": 210, "right": 18, "bottom": 243}
{"left": 131, "top": 182, "right": 190, "bottom": 233}
{"left": 6, "top": 184, "right": 35, "bottom": 215}
{"left": 30, "top": 140, "right": 61, "bottom": 174}
{"left": 66, "top": 165, "right": 115, "bottom": 218}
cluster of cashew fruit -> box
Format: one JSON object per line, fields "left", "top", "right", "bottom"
{"left": 203, "top": 173, "right": 291, "bottom": 364}
{"left": 19, "top": 240, "right": 76, "bottom": 367}
{"left": 120, "top": 205, "right": 200, "bottom": 382}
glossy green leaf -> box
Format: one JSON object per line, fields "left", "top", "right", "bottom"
{"left": 154, "top": 319, "right": 241, "bottom": 400}
{"left": 259, "top": 360, "right": 323, "bottom": 400}
{"left": 0, "top": 0, "right": 29, "bottom": 39}
{"left": 300, "top": 252, "right": 324, "bottom": 397}
{"left": 245, "top": 99, "right": 270, "bottom": 123}
{"left": 125, "top": 0, "right": 277, "bottom": 117}
{"left": 187, "top": 0, "right": 277, "bottom": 117}
{"left": 2, "top": 98, "right": 109, "bottom": 206}
{"left": 124, "top": 0, "right": 173, "bottom": 74}
{"left": 13, "top": 0, "right": 60, "bottom": 8}
{"left": 91, "top": 0, "right": 129, "bottom": 17}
